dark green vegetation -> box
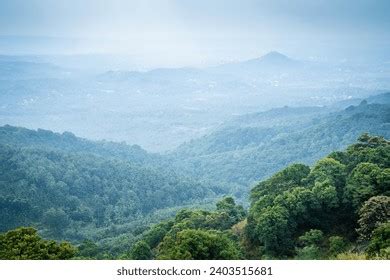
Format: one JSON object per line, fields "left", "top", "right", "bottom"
{"left": 172, "top": 95, "right": 390, "bottom": 186}
{"left": 246, "top": 134, "right": 390, "bottom": 259}
{"left": 129, "top": 196, "right": 245, "bottom": 260}
{"left": 130, "top": 134, "right": 389, "bottom": 260}
{"left": 0, "top": 133, "right": 389, "bottom": 259}
{"left": 0, "top": 227, "right": 76, "bottom": 260}
{"left": 0, "top": 126, "right": 226, "bottom": 256}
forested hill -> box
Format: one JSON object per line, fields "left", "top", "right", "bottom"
{"left": 171, "top": 98, "right": 390, "bottom": 186}
{"left": 245, "top": 134, "right": 390, "bottom": 259}
{"left": 1, "top": 135, "right": 389, "bottom": 260}
{"left": 125, "top": 134, "right": 389, "bottom": 260}
{"left": 0, "top": 124, "right": 249, "bottom": 199}
{"left": 0, "top": 125, "right": 158, "bottom": 165}
{"left": 0, "top": 137, "right": 223, "bottom": 253}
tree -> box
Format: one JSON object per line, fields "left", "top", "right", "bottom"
{"left": 357, "top": 196, "right": 390, "bottom": 240}
{"left": 296, "top": 245, "right": 323, "bottom": 260}
{"left": 0, "top": 197, "right": 36, "bottom": 232}
{"left": 298, "top": 229, "right": 325, "bottom": 247}
{"left": 142, "top": 221, "right": 174, "bottom": 249}
{"left": 0, "top": 227, "right": 76, "bottom": 260}
{"left": 328, "top": 236, "right": 348, "bottom": 257}
{"left": 157, "top": 229, "right": 241, "bottom": 260}
{"left": 253, "top": 205, "right": 293, "bottom": 257}
{"left": 250, "top": 164, "right": 310, "bottom": 202}
{"left": 295, "top": 230, "right": 326, "bottom": 260}
{"left": 312, "top": 180, "right": 339, "bottom": 209}
{"left": 376, "top": 168, "right": 390, "bottom": 194}
{"left": 307, "top": 158, "right": 346, "bottom": 194}
{"left": 130, "top": 240, "right": 153, "bottom": 260}
{"left": 344, "top": 163, "right": 382, "bottom": 209}
{"left": 356, "top": 133, "right": 388, "bottom": 148}
{"left": 274, "top": 187, "right": 316, "bottom": 219}
{"left": 76, "top": 240, "right": 100, "bottom": 259}
{"left": 43, "top": 208, "right": 70, "bottom": 236}
{"left": 366, "top": 223, "right": 390, "bottom": 259}
{"left": 215, "top": 196, "right": 246, "bottom": 228}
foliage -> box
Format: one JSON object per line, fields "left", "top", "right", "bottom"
{"left": 133, "top": 197, "right": 244, "bottom": 260}
{"left": 345, "top": 164, "right": 385, "bottom": 210}
{"left": 328, "top": 236, "right": 348, "bottom": 257}
{"left": 129, "top": 240, "right": 153, "bottom": 260}
{"left": 335, "top": 252, "right": 367, "bottom": 260}
{"left": 250, "top": 164, "right": 310, "bottom": 203}
{"left": 142, "top": 220, "right": 175, "bottom": 249}
{"left": 295, "top": 230, "right": 325, "bottom": 260}
{"left": 357, "top": 196, "right": 390, "bottom": 240}
{"left": 296, "top": 245, "right": 323, "bottom": 260}
{"left": 1, "top": 122, "right": 389, "bottom": 260}
{"left": 298, "top": 229, "right": 325, "bottom": 247}
{"left": 157, "top": 229, "right": 241, "bottom": 260}
{"left": 0, "top": 141, "right": 216, "bottom": 243}
{"left": 0, "top": 227, "right": 76, "bottom": 260}
{"left": 172, "top": 102, "right": 390, "bottom": 186}
{"left": 245, "top": 134, "right": 390, "bottom": 259}
{"left": 76, "top": 240, "right": 102, "bottom": 259}
{"left": 366, "top": 223, "right": 390, "bottom": 259}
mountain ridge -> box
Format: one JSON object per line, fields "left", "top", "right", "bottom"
{"left": 170, "top": 95, "right": 390, "bottom": 185}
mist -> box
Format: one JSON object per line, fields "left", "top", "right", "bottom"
{"left": 0, "top": 0, "right": 389, "bottom": 67}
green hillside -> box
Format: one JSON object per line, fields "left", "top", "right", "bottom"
{"left": 130, "top": 134, "right": 389, "bottom": 260}
{"left": 0, "top": 125, "right": 158, "bottom": 164}
{"left": 0, "top": 139, "right": 221, "bottom": 255}
{"left": 172, "top": 100, "right": 390, "bottom": 186}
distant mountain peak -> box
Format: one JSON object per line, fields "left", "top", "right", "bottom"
{"left": 259, "top": 51, "right": 291, "bottom": 63}
{"left": 262, "top": 51, "right": 287, "bottom": 58}
{"left": 240, "top": 51, "right": 295, "bottom": 68}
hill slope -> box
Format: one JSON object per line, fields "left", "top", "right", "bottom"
{"left": 0, "top": 125, "right": 157, "bottom": 165}
{"left": 245, "top": 134, "right": 390, "bottom": 259}
{"left": 171, "top": 97, "right": 390, "bottom": 186}
{"left": 127, "top": 134, "right": 390, "bottom": 260}
{"left": 0, "top": 127, "right": 224, "bottom": 250}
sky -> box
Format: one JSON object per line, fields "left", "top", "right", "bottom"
{"left": 0, "top": 0, "right": 389, "bottom": 66}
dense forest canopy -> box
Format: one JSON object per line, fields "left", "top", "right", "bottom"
{"left": 245, "top": 134, "right": 389, "bottom": 259}
{"left": 0, "top": 135, "right": 389, "bottom": 259}
{"left": 0, "top": 139, "right": 222, "bottom": 253}
{"left": 0, "top": 124, "right": 157, "bottom": 165}
{"left": 128, "top": 134, "right": 389, "bottom": 260}
{"left": 0, "top": 227, "right": 76, "bottom": 260}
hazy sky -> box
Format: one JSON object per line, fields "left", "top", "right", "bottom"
{"left": 0, "top": 0, "right": 389, "bottom": 65}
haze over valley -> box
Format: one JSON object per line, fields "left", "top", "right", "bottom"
{"left": 1, "top": 50, "right": 389, "bottom": 152}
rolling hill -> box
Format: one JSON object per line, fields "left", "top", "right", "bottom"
{"left": 0, "top": 125, "right": 226, "bottom": 254}
{"left": 171, "top": 94, "right": 390, "bottom": 186}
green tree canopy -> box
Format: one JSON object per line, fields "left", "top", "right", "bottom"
{"left": 357, "top": 196, "right": 390, "bottom": 240}
{"left": 157, "top": 229, "right": 241, "bottom": 260}
{"left": 130, "top": 240, "right": 153, "bottom": 260}
{"left": 0, "top": 227, "right": 76, "bottom": 260}
{"left": 245, "top": 134, "right": 390, "bottom": 259}
{"left": 366, "top": 222, "right": 390, "bottom": 259}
